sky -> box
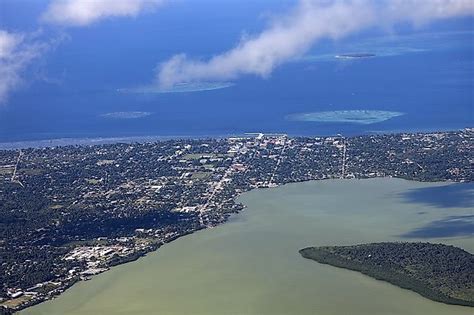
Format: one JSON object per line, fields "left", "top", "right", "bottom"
{"left": 0, "top": 0, "right": 473, "bottom": 105}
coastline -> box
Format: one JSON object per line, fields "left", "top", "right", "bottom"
{"left": 299, "top": 244, "right": 474, "bottom": 307}
{"left": 0, "top": 134, "right": 235, "bottom": 150}
{"left": 0, "top": 132, "right": 291, "bottom": 150}
{"left": 10, "top": 229, "right": 202, "bottom": 313}
{"left": 19, "top": 178, "right": 474, "bottom": 315}
{"left": 2, "top": 129, "right": 471, "bottom": 313}
{"left": 14, "top": 178, "right": 472, "bottom": 313}
{"left": 1, "top": 127, "right": 470, "bottom": 150}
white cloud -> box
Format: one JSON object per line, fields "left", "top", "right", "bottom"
{"left": 42, "top": 0, "right": 166, "bottom": 27}
{"left": 0, "top": 31, "right": 23, "bottom": 59}
{"left": 156, "top": 0, "right": 474, "bottom": 87}
{"left": 386, "top": 0, "right": 474, "bottom": 22}
{"left": 0, "top": 30, "right": 58, "bottom": 104}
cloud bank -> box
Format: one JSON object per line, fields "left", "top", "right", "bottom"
{"left": 157, "top": 0, "right": 474, "bottom": 87}
{"left": 42, "top": 0, "right": 166, "bottom": 26}
{"left": 0, "top": 30, "right": 56, "bottom": 104}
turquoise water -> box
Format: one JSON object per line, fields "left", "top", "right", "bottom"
{"left": 286, "top": 110, "right": 405, "bottom": 124}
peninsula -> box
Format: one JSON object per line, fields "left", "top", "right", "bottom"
{"left": 299, "top": 242, "right": 474, "bottom": 307}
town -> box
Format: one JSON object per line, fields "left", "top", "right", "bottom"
{"left": 0, "top": 129, "right": 472, "bottom": 313}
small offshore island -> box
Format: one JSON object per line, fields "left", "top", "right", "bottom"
{"left": 335, "top": 53, "right": 376, "bottom": 59}
{"left": 100, "top": 111, "right": 152, "bottom": 119}
{"left": 118, "top": 81, "right": 235, "bottom": 94}
{"left": 300, "top": 242, "right": 474, "bottom": 307}
{"left": 286, "top": 110, "right": 404, "bottom": 125}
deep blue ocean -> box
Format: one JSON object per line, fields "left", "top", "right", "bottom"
{"left": 0, "top": 1, "right": 473, "bottom": 144}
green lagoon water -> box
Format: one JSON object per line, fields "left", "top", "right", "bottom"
{"left": 23, "top": 178, "right": 473, "bottom": 315}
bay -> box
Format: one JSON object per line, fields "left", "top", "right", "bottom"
{"left": 23, "top": 178, "right": 474, "bottom": 315}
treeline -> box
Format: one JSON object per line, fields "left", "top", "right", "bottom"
{"left": 300, "top": 242, "right": 474, "bottom": 307}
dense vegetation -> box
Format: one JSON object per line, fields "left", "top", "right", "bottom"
{"left": 300, "top": 242, "right": 474, "bottom": 307}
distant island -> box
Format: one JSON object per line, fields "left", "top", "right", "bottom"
{"left": 335, "top": 53, "right": 376, "bottom": 59}
{"left": 100, "top": 111, "right": 152, "bottom": 119}
{"left": 118, "top": 81, "right": 235, "bottom": 94}
{"left": 299, "top": 242, "right": 474, "bottom": 307}
{"left": 286, "top": 110, "right": 404, "bottom": 125}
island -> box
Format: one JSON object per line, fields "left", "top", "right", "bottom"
{"left": 0, "top": 129, "right": 472, "bottom": 312}
{"left": 286, "top": 110, "right": 404, "bottom": 124}
{"left": 100, "top": 111, "right": 152, "bottom": 119}
{"left": 118, "top": 81, "right": 235, "bottom": 94}
{"left": 335, "top": 53, "right": 376, "bottom": 59}
{"left": 299, "top": 242, "right": 474, "bottom": 307}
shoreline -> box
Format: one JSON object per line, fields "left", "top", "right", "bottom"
{"left": 1, "top": 127, "right": 470, "bottom": 150}
{"left": 14, "top": 178, "right": 472, "bottom": 314}
{"left": 11, "top": 229, "right": 203, "bottom": 314}
{"left": 0, "top": 134, "right": 235, "bottom": 150}
{"left": 299, "top": 243, "right": 474, "bottom": 307}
